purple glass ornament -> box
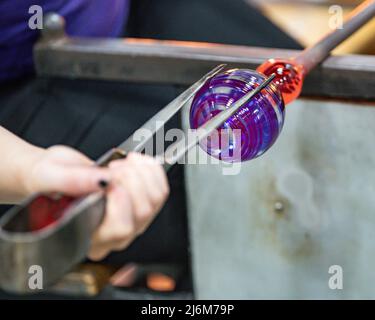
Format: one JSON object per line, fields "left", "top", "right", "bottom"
{"left": 190, "top": 69, "right": 285, "bottom": 162}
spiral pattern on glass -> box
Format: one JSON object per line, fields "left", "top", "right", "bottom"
{"left": 189, "top": 69, "right": 285, "bottom": 162}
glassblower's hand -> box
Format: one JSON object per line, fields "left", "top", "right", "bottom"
{"left": 25, "top": 145, "right": 170, "bottom": 261}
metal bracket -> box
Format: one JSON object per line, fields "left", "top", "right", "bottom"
{"left": 34, "top": 13, "right": 375, "bottom": 101}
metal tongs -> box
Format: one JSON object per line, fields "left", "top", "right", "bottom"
{"left": 0, "top": 65, "right": 275, "bottom": 293}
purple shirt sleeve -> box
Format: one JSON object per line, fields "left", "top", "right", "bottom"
{"left": 0, "top": 0, "right": 130, "bottom": 82}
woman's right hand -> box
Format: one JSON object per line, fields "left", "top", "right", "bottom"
{"left": 24, "top": 145, "right": 170, "bottom": 261}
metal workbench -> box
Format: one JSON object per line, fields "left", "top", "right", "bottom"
{"left": 33, "top": 17, "right": 375, "bottom": 299}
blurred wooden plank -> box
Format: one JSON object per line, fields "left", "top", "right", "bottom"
{"left": 249, "top": 0, "right": 375, "bottom": 54}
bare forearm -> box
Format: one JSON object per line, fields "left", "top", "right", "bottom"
{"left": 0, "top": 127, "right": 45, "bottom": 204}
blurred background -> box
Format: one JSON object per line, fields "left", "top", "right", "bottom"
{"left": 0, "top": 0, "right": 374, "bottom": 300}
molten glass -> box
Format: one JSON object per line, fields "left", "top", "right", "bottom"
{"left": 190, "top": 69, "right": 285, "bottom": 162}
{"left": 257, "top": 59, "right": 305, "bottom": 105}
